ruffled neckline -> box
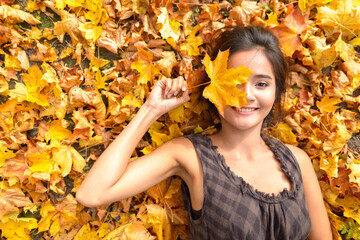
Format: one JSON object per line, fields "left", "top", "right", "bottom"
{"left": 202, "top": 133, "right": 299, "bottom": 203}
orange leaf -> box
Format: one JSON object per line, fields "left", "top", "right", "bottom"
{"left": 202, "top": 49, "right": 253, "bottom": 114}
{"left": 0, "top": 99, "right": 18, "bottom": 133}
{"left": 316, "top": 95, "right": 341, "bottom": 113}
{"left": 271, "top": 26, "right": 303, "bottom": 57}
{"left": 131, "top": 48, "right": 159, "bottom": 85}
{"left": 284, "top": 4, "right": 307, "bottom": 34}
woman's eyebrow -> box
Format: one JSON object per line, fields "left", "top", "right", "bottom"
{"left": 252, "top": 74, "right": 273, "bottom": 79}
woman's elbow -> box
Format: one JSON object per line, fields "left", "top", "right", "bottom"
{"left": 75, "top": 188, "right": 101, "bottom": 208}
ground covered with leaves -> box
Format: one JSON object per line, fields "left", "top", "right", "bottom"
{"left": 0, "top": 0, "right": 360, "bottom": 239}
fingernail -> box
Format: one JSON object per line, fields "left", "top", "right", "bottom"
{"left": 182, "top": 87, "right": 186, "bottom": 91}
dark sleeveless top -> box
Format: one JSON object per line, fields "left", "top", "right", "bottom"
{"left": 181, "top": 134, "right": 311, "bottom": 240}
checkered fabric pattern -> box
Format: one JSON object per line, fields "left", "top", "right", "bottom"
{"left": 181, "top": 133, "right": 311, "bottom": 240}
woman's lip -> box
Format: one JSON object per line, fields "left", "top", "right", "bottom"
{"left": 231, "top": 106, "right": 259, "bottom": 115}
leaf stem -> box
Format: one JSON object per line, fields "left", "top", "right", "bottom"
{"left": 189, "top": 81, "right": 210, "bottom": 89}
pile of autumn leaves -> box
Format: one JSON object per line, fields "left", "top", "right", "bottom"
{"left": 0, "top": 0, "right": 360, "bottom": 239}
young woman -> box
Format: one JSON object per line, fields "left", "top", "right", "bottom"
{"left": 76, "top": 26, "right": 332, "bottom": 239}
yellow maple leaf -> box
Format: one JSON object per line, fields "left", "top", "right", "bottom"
{"left": 45, "top": 120, "right": 72, "bottom": 149}
{"left": 316, "top": 94, "right": 341, "bottom": 113}
{"left": 28, "top": 152, "right": 53, "bottom": 174}
{"left": 271, "top": 122, "right": 298, "bottom": 146}
{"left": 0, "top": 142, "right": 16, "bottom": 166}
{"left": 336, "top": 196, "right": 360, "bottom": 224}
{"left": 168, "top": 105, "right": 185, "bottom": 123}
{"left": 94, "top": 70, "right": 106, "bottom": 90}
{"left": 323, "top": 123, "right": 352, "bottom": 154}
{"left": 144, "top": 204, "right": 171, "bottom": 240}
{"left": 5, "top": 54, "right": 21, "bottom": 71}
{"left": 90, "top": 57, "right": 110, "bottom": 72}
{"left": 0, "top": 218, "right": 38, "bottom": 240}
{"left": 157, "top": 7, "right": 182, "bottom": 42}
{"left": 79, "top": 22, "right": 102, "bottom": 42}
{"left": 202, "top": 49, "right": 253, "bottom": 114}
{"left": 320, "top": 153, "right": 338, "bottom": 178}
{"left": 22, "top": 65, "right": 49, "bottom": 107}
{"left": 349, "top": 159, "right": 360, "bottom": 185}
{"left": 55, "top": 0, "right": 83, "bottom": 8}
{"left": 121, "top": 92, "right": 142, "bottom": 108}
{"left": 311, "top": 44, "right": 337, "bottom": 69}
{"left": 83, "top": 0, "right": 102, "bottom": 11}
{"left": 97, "top": 222, "right": 111, "bottom": 238}
{"left": 317, "top": 0, "right": 360, "bottom": 37}
{"left": 180, "top": 28, "right": 203, "bottom": 56}
{"left": 26, "top": 0, "right": 42, "bottom": 12}
{"left": 298, "top": 0, "right": 331, "bottom": 12}
{"left": 352, "top": 74, "right": 360, "bottom": 89}
{"left": 38, "top": 196, "right": 78, "bottom": 236}
{"left": 350, "top": 36, "right": 360, "bottom": 47}
{"left": 131, "top": 48, "right": 160, "bottom": 85}
{"left": 84, "top": 7, "right": 108, "bottom": 25}
{"left": 52, "top": 145, "right": 86, "bottom": 177}
{"left": 74, "top": 224, "right": 99, "bottom": 240}
{"left": 148, "top": 122, "right": 183, "bottom": 147}
{"left": 265, "top": 12, "right": 278, "bottom": 27}
{"left": 334, "top": 33, "right": 354, "bottom": 61}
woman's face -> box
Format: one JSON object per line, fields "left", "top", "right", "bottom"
{"left": 220, "top": 48, "right": 276, "bottom": 131}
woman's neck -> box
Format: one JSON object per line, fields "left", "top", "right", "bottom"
{"left": 210, "top": 124, "right": 267, "bottom": 161}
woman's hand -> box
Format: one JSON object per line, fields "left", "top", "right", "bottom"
{"left": 144, "top": 76, "right": 190, "bottom": 116}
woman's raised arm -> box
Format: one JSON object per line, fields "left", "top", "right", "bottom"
{"left": 76, "top": 77, "right": 190, "bottom": 207}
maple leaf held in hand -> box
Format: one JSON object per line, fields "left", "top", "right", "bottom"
{"left": 202, "top": 49, "right": 253, "bottom": 114}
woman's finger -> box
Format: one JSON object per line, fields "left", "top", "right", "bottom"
{"left": 167, "top": 77, "right": 178, "bottom": 97}
{"left": 173, "top": 76, "right": 184, "bottom": 96}
{"left": 164, "top": 78, "right": 173, "bottom": 97}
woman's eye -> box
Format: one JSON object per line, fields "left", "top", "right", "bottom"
{"left": 256, "top": 82, "right": 268, "bottom": 87}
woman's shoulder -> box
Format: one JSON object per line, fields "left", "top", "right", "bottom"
{"left": 161, "top": 135, "right": 201, "bottom": 165}
{"left": 162, "top": 135, "right": 203, "bottom": 182}
{"left": 284, "top": 144, "right": 313, "bottom": 175}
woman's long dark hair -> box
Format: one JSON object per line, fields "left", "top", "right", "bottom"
{"left": 199, "top": 25, "right": 288, "bottom": 128}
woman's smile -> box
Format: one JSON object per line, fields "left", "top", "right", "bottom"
{"left": 231, "top": 106, "right": 259, "bottom": 115}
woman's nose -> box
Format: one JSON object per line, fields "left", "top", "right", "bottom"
{"left": 238, "top": 83, "right": 255, "bottom": 101}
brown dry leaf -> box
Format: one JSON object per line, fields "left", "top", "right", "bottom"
{"left": 97, "top": 36, "right": 118, "bottom": 54}
{"left": 0, "top": 5, "right": 41, "bottom": 24}
{"left": 0, "top": 188, "right": 33, "bottom": 221}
